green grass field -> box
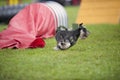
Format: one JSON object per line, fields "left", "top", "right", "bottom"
{"left": 0, "top": 6, "right": 120, "bottom": 80}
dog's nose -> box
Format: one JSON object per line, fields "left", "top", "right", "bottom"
{"left": 61, "top": 42, "right": 65, "bottom": 45}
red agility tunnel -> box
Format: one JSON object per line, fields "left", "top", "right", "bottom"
{"left": 0, "top": 1, "right": 68, "bottom": 49}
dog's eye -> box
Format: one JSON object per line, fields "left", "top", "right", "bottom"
{"left": 70, "top": 36, "right": 74, "bottom": 42}
{"left": 60, "top": 35, "right": 64, "bottom": 39}
{"left": 70, "top": 36, "right": 73, "bottom": 39}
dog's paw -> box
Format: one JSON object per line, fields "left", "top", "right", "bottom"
{"left": 53, "top": 46, "right": 59, "bottom": 50}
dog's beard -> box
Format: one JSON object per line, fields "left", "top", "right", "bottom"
{"left": 57, "top": 40, "right": 71, "bottom": 50}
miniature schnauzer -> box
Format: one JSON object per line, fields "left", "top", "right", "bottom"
{"left": 54, "top": 23, "right": 89, "bottom": 50}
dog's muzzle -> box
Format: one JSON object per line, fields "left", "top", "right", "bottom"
{"left": 57, "top": 40, "right": 71, "bottom": 50}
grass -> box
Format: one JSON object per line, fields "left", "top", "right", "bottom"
{"left": 0, "top": 6, "right": 120, "bottom": 80}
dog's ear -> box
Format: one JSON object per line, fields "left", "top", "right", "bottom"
{"left": 56, "top": 26, "right": 64, "bottom": 33}
{"left": 56, "top": 26, "right": 68, "bottom": 32}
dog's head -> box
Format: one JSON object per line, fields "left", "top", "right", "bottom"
{"left": 54, "top": 23, "right": 89, "bottom": 50}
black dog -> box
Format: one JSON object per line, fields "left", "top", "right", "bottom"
{"left": 54, "top": 23, "right": 89, "bottom": 50}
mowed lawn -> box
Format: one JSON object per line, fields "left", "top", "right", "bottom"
{"left": 0, "top": 6, "right": 120, "bottom": 80}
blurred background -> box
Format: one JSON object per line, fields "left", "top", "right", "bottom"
{"left": 0, "top": 0, "right": 120, "bottom": 24}
{"left": 0, "top": 0, "right": 81, "bottom": 6}
{"left": 0, "top": 0, "right": 81, "bottom": 24}
{"left": 76, "top": 0, "right": 120, "bottom": 24}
